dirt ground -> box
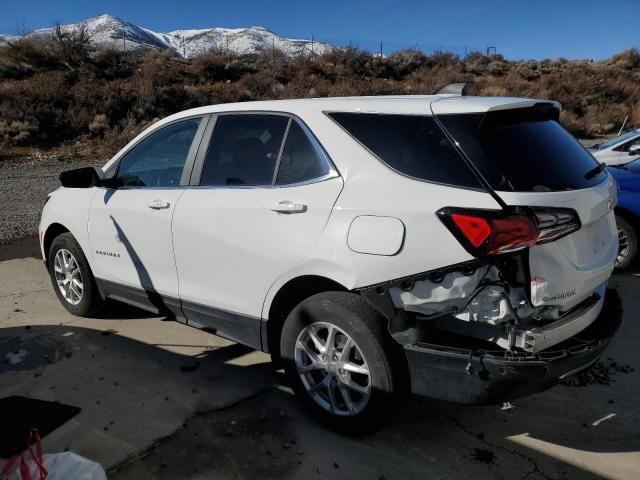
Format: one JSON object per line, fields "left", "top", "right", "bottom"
{"left": 0, "top": 239, "right": 638, "bottom": 479}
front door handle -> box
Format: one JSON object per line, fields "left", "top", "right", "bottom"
{"left": 271, "top": 201, "right": 307, "bottom": 214}
{"left": 148, "top": 199, "right": 171, "bottom": 210}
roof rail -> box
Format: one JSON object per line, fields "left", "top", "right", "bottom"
{"left": 434, "top": 82, "right": 468, "bottom": 96}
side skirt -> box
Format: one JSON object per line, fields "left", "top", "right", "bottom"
{"left": 95, "top": 279, "right": 263, "bottom": 350}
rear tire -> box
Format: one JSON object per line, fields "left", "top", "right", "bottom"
{"left": 615, "top": 215, "right": 637, "bottom": 270}
{"left": 48, "top": 233, "right": 104, "bottom": 316}
{"left": 280, "top": 291, "right": 405, "bottom": 433}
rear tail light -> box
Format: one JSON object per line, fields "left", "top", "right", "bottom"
{"left": 534, "top": 210, "right": 580, "bottom": 244}
{"left": 438, "top": 207, "right": 579, "bottom": 256}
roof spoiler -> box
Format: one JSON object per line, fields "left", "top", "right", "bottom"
{"left": 434, "top": 82, "right": 468, "bottom": 96}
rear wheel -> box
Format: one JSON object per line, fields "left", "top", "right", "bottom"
{"left": 280, "top": 292, "right": 404, "bottom": 433}
{"left": 48, "top": 233, "right": 104, "bottom": 316}
{"left": 615, "top": 215, "right": 637, "bottom": 270}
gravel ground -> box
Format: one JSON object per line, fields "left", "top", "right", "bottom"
{"left": 0, "top": 159, "right": 88, "bottom": 244}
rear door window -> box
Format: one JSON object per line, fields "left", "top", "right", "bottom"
{"left": 328, "top": 112, "right": 482, "bottom": 188}
{"left": 200, "top": 114, "right": 289, "bottom": 186}
{"left": 437, "top": 106, "right": 607, "bottom": 192}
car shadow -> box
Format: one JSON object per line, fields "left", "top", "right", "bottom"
{"left": 3, "top": 323, "right": 634, "bottom": 480}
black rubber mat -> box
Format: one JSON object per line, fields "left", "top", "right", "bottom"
{"left": 0, "top": 396, "right": 81, "bottom": 458}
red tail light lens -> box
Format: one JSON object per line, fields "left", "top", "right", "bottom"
{"left": 488, "top": 216, "right": 538, "bottom": 253}
{"left": 439, "top": 208, "right": 539, "bottom": 255}
{"left": 450, "top": 214, "right": 492, "bottom": 248}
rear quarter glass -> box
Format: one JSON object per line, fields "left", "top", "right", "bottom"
{"left": 437, "top": 106, "right": 607, "bottom": 192}
{"left": 327, "top": 112, "right": 482, "bottom": 189}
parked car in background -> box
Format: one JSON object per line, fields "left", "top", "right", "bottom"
{"left": 609, "top": 159, "right": 640, "bottom": 269}
{"left": 40, "top": 94, "right": 622, "bottom": 431}
{"left": 590, "top": 128, "right": 640, "bottom": 166}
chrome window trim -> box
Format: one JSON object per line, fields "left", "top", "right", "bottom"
{"left": 189, "top": 110, "right": 341, "bottom": 189}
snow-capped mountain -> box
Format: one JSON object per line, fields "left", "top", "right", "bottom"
{"left": 0, "top": 34, "right": 18, "bottom": 47}
{"left": 1, "top": 14, "right": 333, "bottom": 58}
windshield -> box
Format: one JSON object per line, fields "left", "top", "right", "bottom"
{"left": 437, "top": 105, "right": 607, "bottom": 192}
{"left": 597, "top": 130, "right": 640, "bottom": 150}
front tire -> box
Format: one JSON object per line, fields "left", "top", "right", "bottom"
{"left": 280, "top": 292, "right": 405, "bottom": 433}
{"left": 48, "top": 233, "right": 104, "bottom": 316}
{"left": 615, "top": 215, "right": 637, "bottom": 270}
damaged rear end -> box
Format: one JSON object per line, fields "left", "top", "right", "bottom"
{"left": 361, "top": 100, "right": 623, "bottom": 404}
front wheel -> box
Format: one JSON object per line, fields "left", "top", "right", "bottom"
{"left": 615, "top": 215, "right": 637, "bottom": 270}
{"left": 48, "top": 232, "right": 104, "bottom": 316}
{"left": 280, "top": 292, "right": 405, "bottom": 433}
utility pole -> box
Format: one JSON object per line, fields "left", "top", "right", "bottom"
{"left": 182, "top": 35, "right": 186, "bottom": 57}
{"left": 311, "top": 35, "right": 314, "bottom": 58}
{"left": 486, "top": 45, "right": 496, "bottom": 56}
{"left": 272, "top": 37, "right": 275, "bottom": 58}
{"left": 379, "top": 40, "right": 383, "bottom": 58}
{"left": 122, "top": 26, "right": 126, "bottom": 52}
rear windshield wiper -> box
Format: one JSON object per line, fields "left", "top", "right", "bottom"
{"left": 585, "top": 162, "right": 607, "bottom": 179}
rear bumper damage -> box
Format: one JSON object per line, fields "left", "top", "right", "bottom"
{"left": 404, "top": 288, "right": 621, "bottom": 404}
{"left": 360, "top": 260, "right": 622, "bottom": 404}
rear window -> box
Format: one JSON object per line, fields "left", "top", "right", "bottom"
{"left": 437, "top": 105, "right": 606, "bottom": 192}
{"left": 328, "top": 112, "right": 482, "bottom": 188}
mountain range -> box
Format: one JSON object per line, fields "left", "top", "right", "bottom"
{"left": 0, "top": 14, "right": 334, "bottom": 58}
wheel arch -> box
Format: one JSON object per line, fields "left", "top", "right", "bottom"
{"left": 263, "top": 275, "right": 349, "bottom": 357}
{"left": 43, "top": 223, "right": 71, "bottom": 265}
{"left": 615, "top": 207, "right": 640, "bottom": 231}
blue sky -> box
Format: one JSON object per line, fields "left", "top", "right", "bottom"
{"left": 1, "top": 0, "right": 637, "bottom": 59}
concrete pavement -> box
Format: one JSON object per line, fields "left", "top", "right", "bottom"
{"left": 1, "top": 253, "right": 639, "bottom": 479}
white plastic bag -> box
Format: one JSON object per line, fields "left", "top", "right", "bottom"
{"left": 4, "top": 452, "right": 107, "bottom": 480}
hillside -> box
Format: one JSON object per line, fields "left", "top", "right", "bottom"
{"left": 0, "top": 27, "right": 638, "bottom": 162}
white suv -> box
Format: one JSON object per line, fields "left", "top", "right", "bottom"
{"left": 40, "top": 93, "right": 622, "bottom": 430}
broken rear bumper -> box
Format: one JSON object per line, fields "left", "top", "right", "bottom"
{"left": 403, "top": 288, "right": 622, "bottom": 404}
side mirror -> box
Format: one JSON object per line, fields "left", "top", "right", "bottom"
{"left": 59, "top": 167, "right": 120, "bottom": 188}
{"left": 629, "top": 144, "right": 640, "bottom": 156}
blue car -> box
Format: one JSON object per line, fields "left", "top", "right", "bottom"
{"left": 608, "top": 159, "right": 640, "bottom": 269}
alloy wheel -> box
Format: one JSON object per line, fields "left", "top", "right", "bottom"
{"left": 295, "top": 322, "right": 371, "bottom": 416}
{"left": 53, "top": 248, "right": 84, "bottom": 306}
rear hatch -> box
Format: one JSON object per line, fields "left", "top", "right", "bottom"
{"left": 432, "top": 99, "right": 618, "bottom": 311}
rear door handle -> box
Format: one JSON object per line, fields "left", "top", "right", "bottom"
{"left": 271, "top": 201, "right": 307, "bottom": 214}
{"left": 148, "top": 200, "right": 171, "bottom": 210}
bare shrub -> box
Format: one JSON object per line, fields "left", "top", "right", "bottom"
{"left": 52, "top": 22, "right": 91, "bottom": 68}
{"left": 89, "top": 114, "right": 109, "bottom": 136}
{"left": 91, "top": 48, "right": 135, "bottom": 79}
{"left": 0, "top": 119, "right": 39, "bottom": 145}
{"left": 609, "top": 49, "right": 640, "bottom": 70}
{"left": 0, "top": 37, "right": 58, "bottom": 78}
